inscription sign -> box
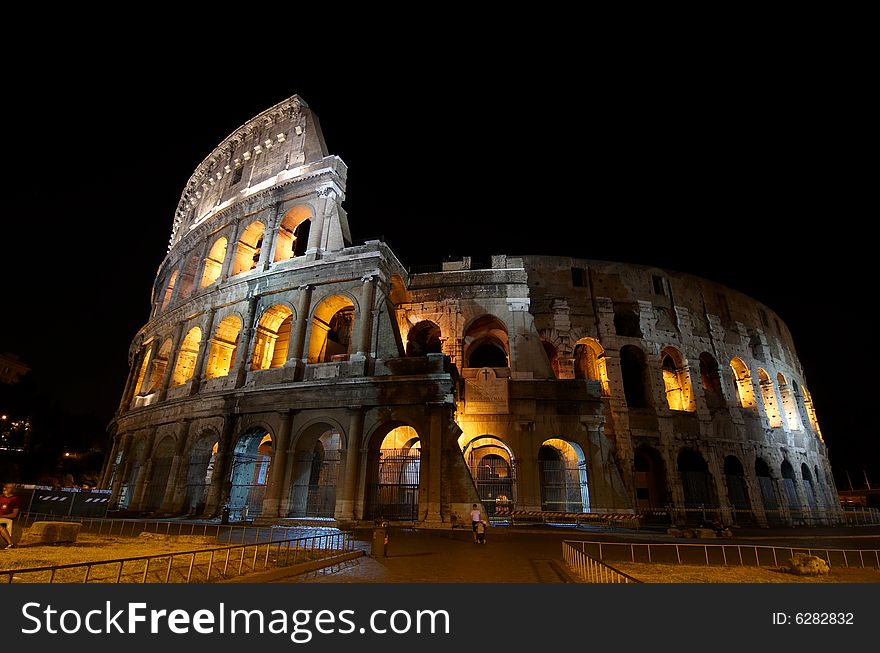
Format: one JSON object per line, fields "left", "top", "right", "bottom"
{"left": 464, "top": 367, "right": 509, "bottom": 415}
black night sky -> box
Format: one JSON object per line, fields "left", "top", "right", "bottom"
{"left": 1, "top": 45, "right": 874, "bottom": 488}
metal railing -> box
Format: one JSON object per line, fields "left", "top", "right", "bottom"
{"left": 2, "top": 532, "right": 354, "bottom": 584}
{"left": 842, "top": 507, "right": 880, "bottom": 525}
{"left": 562, "top": 541, "right": 641, "bottom": 583}
{"left": 564, "top": 540, "right": 880, "bottom": 570}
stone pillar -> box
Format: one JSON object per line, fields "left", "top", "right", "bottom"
{"left": 218, "top": 226, "right": 240, "bottom": 282}
{"left": 136, "top": 339, "right": 160, "bottom": 398}
{"left": 160, "top": 420, "right": 192, "bottom": 513}
{"left": 109, "top": 434, "right": 133, "bottom": 505}
{"left": 518, "top": 453, "right": 543, "bottom": 512}
{"left": 233, "top": 297, "right": 259, "bottom": 388}
{"left": 157, "top": 323, "right": 185, "bottom": 402}
{"left": 100, "top": 435, "right": 121, "bottom": 489}
{"left": 205, "top": 415, "right": 237, "bottom": 515}
{"left": 286, "top": 284, "right": 313, "bottom": 375}
{"left": 259, "top": 205, "right": 285, "bottom": 271}
{"left": 117, "top": 355, "right": 139, "bottom": 414}
{"left": 129, "top": 430, "right": 157, "bottom": 511}
{"left": 262, "top": 410, "right": 294, "bottom": 517}
{"left": 336, "top": 409, "right": 364, "bottom": 521}
{"left": 189, "top": 308, "right": 217, "bottom": 394}
{"left": 354, "top": 275, "right": 377, "bottom": 357}
{"left": 744, "top": 472, "right": 768, "bottom": 527}
{"left": 707, "top": 450, "right": 732, "bottom": 524}
{"left": 425, "top": 408, "right": 443, "bottom": 523}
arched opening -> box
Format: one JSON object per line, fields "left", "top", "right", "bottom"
{"left": 133, "top": 344, "right": 153, "bottom": 396}
{"left": 574, "top": 338, "right": 610, "bottom": 395}
{"left": 251, "top": 305, "right": 293, "bottom": 370}
{"left": 171, "top": 327, "right": 202, "bottom": 386}
{"left": 677, "top": 448, "right": 718, "bottom": 524}
{"left": 183, "top": 434, "right": 218, "bottom": 515}
{"left": 541, "top": 340, "right": 561, "bottom": 379}
{"left": 801, "top": 462, "right": 817, "bottom": 511}
{"left": 117, "top": 440, "right": 145, "bottom": 510}
{"left": 406, "top": 320, "right": 442, "bottom": 356}
{"left": 729, "top": 358, "right": 757, "bottom": 410}
{"left": 801, "top": 385, "right": 823, "bottom": 440}
{"left": 699, "top": 352, "right": 724, "bottom": 409}
{"left": 200, "top": 236, "right": 228, "bottom": 288}
{"left": 308, "top": 295, "right": 355, "bottom": 363}
{"left": 288, "top": 427, "right": 343, "bottom": 518}
{"left": 206, "top": 315, "right": 241, "bottom": 378}
{"left": 538, "top": 439, "right": 589, "bottom": 513}
{"left": 757, "top": 369, "right": 782, "bottom": 428}
{"left": 464, "top": 315, "right": 509, "bottom": 369}
{"left": 634, "top": 446, "right": 667, "bottom": 510}
{"left": 620, "top": 345, "right": 651, "bottom": 408}
{"left": 755, "top": 457, "right": 783, "bottom": 525}
{"left": 227, "top": 431, "right": 273, "bottom": 521}
{"left": 614, "top": 307, "right": 642, "bottom": 338}
{"left": 160, "top": 270, "right": 178, "bottom": 312}
{"left": 777, "top": 373, "right": 803, "bottom": 431}
{"left": 723, "top": 456, "right": 753, "bottom": 524}
{"left": 146, "top": 339, "right": 172, "bottom": 393}
{"left": 661, "top": 347, "right": 694, "bottom": 412}
{"left": 365, "top": 425, "right": 421, "bottom": 521}
{"left": 273, "top": 206, "right": 312, "bottom": 261}
{"left": 231, "top": 221, "right": 265, "bottom": 276}
{"left": 463, "top": 436, "right": 517, "bottom": 517}
{"left": 143, "top": 436, "right": 175, "bottom": 512}
{"left": 780, "top": 460, "right": 802, "bottom": 522}
{"left": 177, "top": 255, "right": 199, "bottom": 301}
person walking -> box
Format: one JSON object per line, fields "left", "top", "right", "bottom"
{"left": 0, "top": 483, "right": 21, "bottom": 549}
{"left": 470, "top": 503, "right": 482, "bottom": 543}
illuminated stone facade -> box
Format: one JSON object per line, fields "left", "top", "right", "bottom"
{"left": 104, "top": 96, "right": 839, "bottom": 528}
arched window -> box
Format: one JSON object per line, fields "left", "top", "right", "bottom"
{"left": 620, "top": 345, "right": 651, "bottom": 408}
{"left": 614, "top": 307, "right": 642, "bottom": 338}
{"left": 573, "top": 338, "right": 610, "bottom": 395}
{"left": 200, "top": 237, "right": 228, "bottom": 288}
{"left": 133, "top": 344, "right": 153, "bottom": 396}
{"left": 160, "top": 270, "right": 178, "bottom": 312}
{"left": 464, "top": 315, "right": 509, "bottom": 368}
{"left": 660, "top": 347, "right": 694, "bottom": 412}
{"left": 801, "top": 385, "right": 823, "bottom": 440}
{"left": 231, "top": 221, "right": 265, "bottom": 275}
{"left": 757, "top": 368, "right": 782, "bottom": 428}
{"left": 777, "top": 373, "right": 803, "bottom": 431}
{"left": 699, "top": 353, "right": 724, "bottom": 408}
{"left": 273, "top": 206, "right": 312, "bottom": 262}
{"left": 252, "top": 305, "right": 293, "bottom": 370}
{"left": 308, "top": 295, "right": 356, "bottom": 363}
{"left": 206, "top": 315, "right": 241, "bottom": 378}
{"left": 729, "top": 357, "right": 757, "bottom": 411}
{"left": 146, "top": 339, "right": 172, "bottom": 393}
{"left": 538, "top": 439, "right": 589, "bottom": 513}
{"left": 406, "top": 320, "right": 442, "bottom": 356}
{"left": 171, "top": 327, "right": 202, "bottom": 386}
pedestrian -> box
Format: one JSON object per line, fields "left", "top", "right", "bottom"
{"left": 470, "top": 503, "right": 482, "bottom": 543}
{"left": 476, "top": 519, "right": 487, "bottom": 545}
{"left": 0, "top": 483, "right": 21, "bottom": 549}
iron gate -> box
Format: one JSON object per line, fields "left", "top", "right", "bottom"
{"left": 680, "top": 471, "right": 717, "bottom": 524}
{"left": 725, "top": 473, "right": 754, "bottom": 525}
{"left": 468, "top": 453, "right": 515, "bottom": 517}
{"left": 782, "top": 478, "right": 803, "bottom": 522}
{"left": 366, "top": 448, "right": 420, "bottom": 521}
{"left": 539, "top": 460, "right": 587, "bottom": 513}
{"left": 183, "top": 452, "right": 215, "bottom": 514}
{"left": 143, "top": 458, "right": 173, "bottom": 512}
{"left": 757, "top": 476, "right": 784, "bottom": 525}
{"left": 227, "top": 452, "right": 270, "bottom": 520}
{"left": 289, "top": 450, "right": 341, "bottom": 517}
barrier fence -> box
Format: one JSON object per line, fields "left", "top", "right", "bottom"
{"left": 563, "top": 540, "right": 880, "bottom": 570}
{"left": 1, "top": 532, "right": 354, "bottom": 584}
{"left": 562, "top": 541, "right": 641, "bottom": 583}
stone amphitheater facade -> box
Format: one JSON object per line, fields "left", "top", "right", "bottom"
{"left": 103, "top": 95, "right": 840, "bottom": 528}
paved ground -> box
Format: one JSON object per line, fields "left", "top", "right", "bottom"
{"left": 278, "top": 523, "right": 880, "bottom": 584}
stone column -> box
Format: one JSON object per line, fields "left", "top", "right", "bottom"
{"left": 117, "top": 355, "right": 139, "bottom": 414}
{"left": 137, "top": 339, "right": 160, "bottom": 398}
{"left": 109, "top": 434, "right": 133, "bottom": 505}
{"left": 425, "top": 408, "right": 443, "bottom": 523}
{"left": 157, "top": 323, "right": 185, "bottom": 402}
{"left": 205, "top": 415, "right": 237, "bottom": 515}
{"left": 259, "top": 205, "right": 285, "bottom": 271}
{"left": 706, "top": 450, "right": 732, "bottom": 524}
{"left": 336, "top": 409, "right": 364, "bottom": 521}
{"left": 287, "top": 285, "right": 313, "bottom": 369}
{"left": 354, "top": 275, "right": 377, "bottom": 358}
{"left": 218, "top": 226, "right": 240, "bottom": 282}
{"left": 262, "top": 410, "right": 294, "bottom": 517}
{"left": 99, "top": 435, "right": 121, "bottom": 489}
{"left": 233, "top": 297, "right": 259, "bottom": 388}
{"left": 189, "top": 308, "right": 217, "bottom": 394}
{"left": 129, "top": 429, "right": 158, "bottom": 511}
{"left": 160, "top": 420, "right": 192, "bottom": 513}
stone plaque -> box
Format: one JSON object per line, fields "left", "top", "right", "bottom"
{"left": 464, "top": 368, "right": 509, "bottom": 414}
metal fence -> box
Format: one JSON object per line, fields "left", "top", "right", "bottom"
{"left": 842, "top": 507, "right": 880, "bottom": 525}
{"left": 564, "top": 540, "right": 880, "bottom": 570}
{"left": 2, "top": 532, "right": 354, "bottom": 584}
{"left": 562, "top": 541, "right": 641, "bottom": 583}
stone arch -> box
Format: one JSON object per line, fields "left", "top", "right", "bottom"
{"left": 620, "top": 345, "right": 651, "bottom": 408}
{"left": 800, "top": 462, "right": 818, "bottom": 510}
{"left": 252, "top": 304, "right": 294, "bottom": 370}
{"left": 699, "top": 352, "right": 725, "bottom": 409}
{"left": 132, "top": 342, "right": 154, "bottom": 396}
{"left": 755, "top": 456, "right": 782, "bottom": 525}
{"left": 406, "top": 320, "right": 442, "bottom": 356}
{"left": 143, "top": 435, "right": 176, "bottom": 512}
{"left": 730, "top": 357, "right": 757, "bottom": 410}
{"left": 118, "top": 438, "right": 147, "bottom": 509}
{"left": 538, "top": 438, "right": 589, "bottom": 513}
{"left": 634, "top": 445, "right": 668, "bottom": 510}
{"left": 200, "top": 236, "right": 228, "bottom": 288}
{"left": 160, "top": 269, "right": 178, "bottom": 312}
{"left": 573, "top": 337, "right": 609, "bottom": 395}
{"left": 777, "top": 373, "right": 803, "bottom": 431}
{"left": 723, "top": 455, "right": 753, "bottom": 523}
{"left": 462, "top": 435, "right": 517, "bottom": 517}
{"left": 801, "top": 385, "right": 822, "bottom": 439}
{"left": 231, "top": 220, "right": 265, "bottom": 276}
{"left": 146, "top": 338, "right": 172, "bottom": 393}
{"left": 206, "top": 315, "right": 241, "bottom": 378}
{"left": 171, "top": 327, "right": 202, "bottom": 386}
{"left": 273, "top": 205, "right": 313, "bottom": 261}
{"left": 757, "top": 368, "right": 782, "bottom": 428}
{"left": 780, "top": 459, "right": 803, "bottom": 521}
{"left": 463, "top": 315, "right": 509, "bottom": 368}
{"left": 365, "top": 422, "right": 422, "bottom": 521}
{"left": 177, "top": 254, "right": 200, "bottom": 301}
{"left": 288, "top": 421, "right": 346, "bottom": 518}
{"left": 660, "top": 346, "right": 695, "bottom": 412}
{"left": 227, "top": 428, "right": 274, "bottom": 520}
{"left": 677, "top": 448, "right": 718, "bottom": 523}
{"left": 183, "top": 430, "right": 219, "bottom": 515}
{"left": 308, "top": 294, "right": 356, "bottom": 363}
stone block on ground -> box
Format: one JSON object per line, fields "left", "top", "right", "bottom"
{"left": 787, "top": 553, "right": 830, "bottom": 576}
{"left": 19, "top": 521, "right": 81, "bottom": 546}
{"left": 695, "top": 528, "right": 717, "bottom": 539}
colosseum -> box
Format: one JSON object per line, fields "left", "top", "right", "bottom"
{"left": 102, "top": 95, "right": 841, "bottom": 529}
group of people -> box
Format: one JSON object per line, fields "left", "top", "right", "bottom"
{"left": 471, "top": 504, "right": 488, "bottom": 544}
{"left": 0, "top": 483, "right": 20, "bottom": 549}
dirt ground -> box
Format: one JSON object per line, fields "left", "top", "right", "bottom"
{"left": 612, "top": 562, "right": 880, "bottom": 583}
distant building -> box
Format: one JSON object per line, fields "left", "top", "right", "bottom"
{"left": 105, "top": 96, "right": 840, "bottom": 528}
{"left": 0, "top": 353, "right": 29, "bottom": 385}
